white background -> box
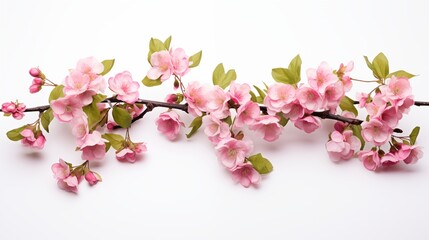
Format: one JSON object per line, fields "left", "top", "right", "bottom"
{"left": 1, "top": 0, "right": 428, "bottom": 239}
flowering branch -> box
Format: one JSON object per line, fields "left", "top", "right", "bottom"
{"left": 1, "top": 36, "right": 426, "bottom": 192}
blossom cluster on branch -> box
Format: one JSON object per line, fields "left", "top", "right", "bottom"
{"left": 1, "top": 36, "right": 425, "bottom": 192}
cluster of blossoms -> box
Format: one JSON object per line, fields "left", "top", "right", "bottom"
{"left": 1, "top": 37, "right": 424, "bottom": 192}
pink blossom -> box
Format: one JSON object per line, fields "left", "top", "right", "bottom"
{"left": 51, "top": 96, "right": 84, "bottom": 122}
{"left": 361, "top": 119, "right": 392, "bottom": 146}
{"left": 231, "top": 163, "right": 261, "bottom": 188}
{"left": 155, "top": 111, "right": 185, "bottom": 140}
{"left": 147, "top": 50, "right": 172, "bottom": 81}
{"left": 170, "top": 48, "right": 190, "bottom": 76}
{"left": 294, "top": 116, "right": 321, "bottom": 133}
{"left": 307, "top": 62, "right": 338, "bottom": 94}
{"left": 206, "top": 86, "right": 230, "bottom": 119}
{"left": 203, "top": 115, "right": 231, "bottom": 145}
{"left": 336, "top": 61, "right": 354, "bottom": 91}
{"left": 126, "top": 104, "right": 145, "bottom": 118}
{"left": 323, "top": 81, "right": 345, "bottom": 112}
{"left": 380, "top": 76, "right": 412, "bottom": 102}
{"left": 356, "top": 92, "right": 370, "bottom": 108}
{"left": 2, "top": 101, "right": 26, "bottom": 120}
{"left": 249, "top": 115, "right": 282, "bottom": 142}
{"left": 106, "top": 121, "right": 117, "bottom": 131}
{"left": 296, "top": 86, "right": 322, "bottom": 111}
{"left": 75, "top": 56, "right": 104, "bottom": 80}
{"left": 51, "top": 159, "right": 71, "bottom": 180}
{"left": 108, "top": 71, "right": 140, "bottom": 104}
{"left": 264, "top": 83, "right": 296, "bottom": 115}
{"left": 235, "top": 101, "right": 260, "bottom": 129}
{"left": 80, "top": 131, "right": 106, "bottom": 161}
{"left": 380, "top": 106, "right": 401, "bottom": 128}
{"left": 29, "top": 78, "right": 44, "bottom": 94}
{"left": 184, "top": 81, "right": 210, "bottom": 117}
{"left": 116, "top": 143, "right": 147, "bottom": 163}
{"left": 396, "top": 96, "right": 414, "bottom": 114}
{"left": 215, "top": 138, "right": 253, "bottom": 170}
{"left": 380, "top": 153, "right": 400, "bottom": 167}
{"left": 85, "top": 171, "right": 102, "bottom": 186}
{"left": 396, "top": 144, "right": 423, "bottom": 164}
{"left": 20, "top": 128, "right": 46, "bottom": 149}
{"left": 165, "top": 94, "right": 179, "bottom": 104}
{"left": 57, "top": 175, "right": 79, "bottom": 193}
{"left": 282, "top": 100, "right": 305, "bottom": 121}
{"left": 29, "top": 67, "right": 41, "bottom": 77}
{"left": 70, "top": 115, "right": 89, "bottom": 145}
{"left": 358, "top": 150, "right": 381, "bottom": 171}
{"left": 326, "top": 130, "right": 361, "bottom": 161}
{"left": 63, "top": 71, "right": 91, "bottom": 96}
{"left": 228, "top": 82, "right": 251, "bottom": 105}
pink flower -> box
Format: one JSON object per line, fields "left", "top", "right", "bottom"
{"left": 170, "top": 48, "right": 190, "bottom": 76}
{"left": 326, "top": 130, "right": 361, "bottom": 161}
{"left": 215, "top": 138, "right": 253, "bottom": 170}
{"left": 80, "top": 131, "right": 106, "bottom": 161}
{"left": 70, "top": 115, "right": 89, "bottom": 145}
{"left": 51, "top": 96, "right": 84, "bottom": 122}
{"left": 184, "top": 81, "right": 210, "bottom": 117}
{"left": 380, "top": 106, "right": 401, "bottom": 128}
{"left": 57, "top": 175, "right": 79, "bottom": 193}
{"left": 20, "top": 128, "right": 46, "bottom": 149}
{"left": 336, "top": 61, "right": 354, "bottom": 92}
{"left": 116, "top": 143, "right": 147, "bottom": 163}
{"left": 396, "top": 144, "right": 423, "bottom": 164}
{"left": 235, "top": 101, "right": 260, "bottom": 129}
{"left": 231, "top": 163, "right": 261, "bottom": 188}
{"left": 51, "top": 159, "right": 71, "bottom": 180}
{"left": 147, "top": 50, "right": 172, "bottom": 81}
{"left": 29, "top": 67, "right": 41, "bottom": 77}
{"left": 356, "top": 92, "right": 370, "bottom": 108}
{"left": 264, "top": 83, "right": 296, "bottom": 115}
{"left": 380, "top": 153, "right": 400, "bottom": 167}
{"left": 206, "top": 86, "right": 230, "bottom": 119}
{"left": 323, "top": 81, "right": 345, "bottom": 112}
{"left": 358, "top": 150, "right": 381, "bottom": 171}
{"left": 203, "top": 115, "right": 231, "bottom": 145}
{"left": 108, "top": 71, "right": 140, "bottom": 104}
{"left": 380, "top": 76, "right": 412, "bottom": 102}
{"left": 282, "top": 100, "right": 305, "bottom": 121}
{"left": 85, "top": 171, "right": 102, "bottom": 186}
{"left": 307, "top": 62, "right": 338, "bottom": 94}
{"left": 155, "top": 111, "right": 185, "bottom": 140}
{"left": 75, "top": 56, "right": 104, "bottom": 80}
{"left": 228, "top": 82, "right": 251, "bottom": 105}
{"left": 63, "top": 71, "right": 91, "bottom": 96}
{"left": 29, "top": 78, "right": 44, "bottom": 94}
{"left": 165, "top": 94, "right": 179, "bottom": 104}
{"left": 296, "top": 86, "right": 322, "bottom": 111}
{"left": 249, "top": 115, "right": 282, "bottom": 142}
{"left": 2, "top": 101, "right": 26, "bottom": 120}
{"left": 294, "top": 116, "right": 321, "bottom": 133}
{"left": 361, "top": 119, "right": 392, "bottom": 146}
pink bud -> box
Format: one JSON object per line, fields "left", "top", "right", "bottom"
{"left": 106, "top": 121, "right": 117, "bottom": 131}
{"left": 29, "top": 84, "right": 42, "bottom": 94}
{"left": 85, "top": 171, "right": 102, "bottom": 185}
{"left": 29, "top": 68, "right": 41, "bottom": 77}
{"left": 32, "top": 77, "right": 44, "bottom": 85}
{"left": 165, "top": 94, "right": 178, "bottom": 104}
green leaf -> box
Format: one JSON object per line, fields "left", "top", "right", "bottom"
{"left": 372, "top": 52, "right": 389, "bottom": 80}
{"left": 164, "top": 36, "right": 172, "bottom": 50}
{"left": 253, "top": 85, "right": 266, "bottom": 100}
{"left": 249, "top": 90, "right": 258, "bottom": 102}
{"left": 102, "top": 133, "right": 125, "bottom": 150}
{"left": 112, "top": 106, "right": 132, "bottom": 128}
{"left": 351, "top": 125, "right": 365, "bottom": 150}
{"left": 49, "top": 85, "right": 64, "bottom": 102}
{"left": 189, "top": 50, "right": 202, "bottom": 68}
{"left": 186, "top": 116, "right": 203, "bottom": 138}
{"left": 288, "top": 54, "right": 302, "bottom": 77}
{"left": 212, "top": 63, "right": 237, "bottom": 89}
{"left": 363, "top": 56, "right": 373, "bottom": 71}
{"left": 271, "top": 68, "right": 299, "bottom": 85}
{"left": 387, "top": 70, "right": 416, "bottom": 79}
{"left": 142, "top": 76, "right": 162, "bottom": 87}
{"left": 276, "top": 113, "right": 289, "bottom": 127}
{"left": 83, "top": 103, "right": 100, "bottom": 131}
{"left": 40, "top": 108, "right": 54, "bottom": 133}
{"left": 247, "top": 153, "right": 273, "bottom": 174}
{"left": 409, "top": 126, "right": 420, "bottom": 145}
{"left": 6, "top": 125, "right": 28, "bottom": 141}
{"left": 339, "top": 95, "right": 358, "bottom": 116}
{"left": 100, "top": 59, "right": 115, "bottom": 76}
{"left": 147, "top": 37, "right": 167, "bottom": 62}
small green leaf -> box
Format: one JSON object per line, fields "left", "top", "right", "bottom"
{"left": 276, "top": 113, "right": 289, "bottom": 127}
{"left": 186, "top": 116, "right": 203, "bottom": 138}
{"left": 247, "top": 153, "right": 273, "bottom": 174}
{"left": 102, "top": 133, "right": 125, "bottom": 150}
{"left": 363, "top": 56, "right": 373, "bottom": 71}
{"left": 6, "top": 125, "right": 28, "bottom": 141}
{"left": 351, "top": 125, "right": 365, "bottom": 150}
{"left": 372, "top": 52, "right": 389, "bottom": 80}
{"left": 100, "top": 59, "right": 115, "bottom": 76}
{"left": 112, "top": 107, "right": 132, "bottom": 129}
{"left": 410, "top": 126, "right": 420, "bottom": 145}
{"left": 212, "top": 63, "right": 236, "bottom": 89}
{"left": 253, "top": 85, "right": 266, "bottom": 100}
{"left": 288, "top": 54, "right": 302, "bottom": 77}
{"left": 49, "top": 85, "right": 64, "bottom": 102}
{"left": 40, "top": 108, "right": 54, "bottom": 133}
{"left": 189, "top": 50, "right": 202, "bottom": 68}
{"left": 271, "top": 68, "right": 299, "bottom": 85}
{"left": 164, "top": 36, "right": 172, "bottom": 50}
{"left": 339, "top": 95, "right": 358, "bottom": 116}
{"left": 249, "top": 90, "right": 258, "bottom": 102}
{"left": 142, "top": 76, "right": 162, "bottom": 87}
{"left": 387, "top": 70, "right": 416, "bottom": 79}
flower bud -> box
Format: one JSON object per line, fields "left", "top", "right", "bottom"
{"left": 173, "top": 79, "right": 180, "bottom": 89}
{"left": 165, "top": 94, "right": 178, "bottom": 104}
{"left": 85, "top": 171, "right": 102, "bottom": 185}
{"left": 29, "top": 68, "right": 41, "bottom": 77}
